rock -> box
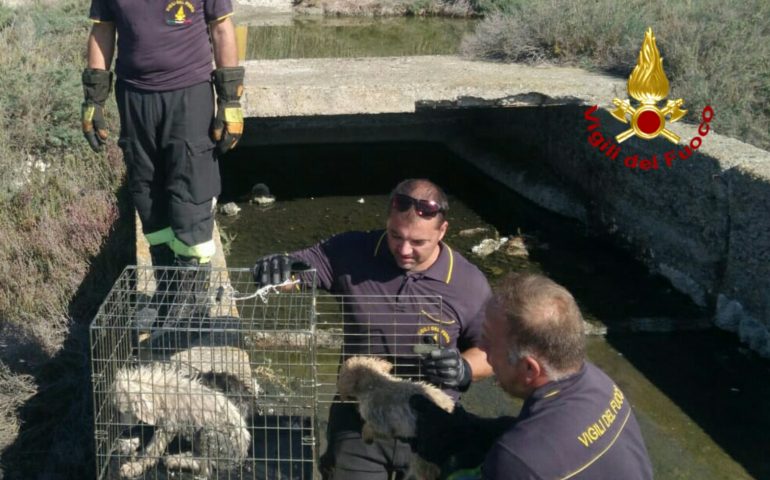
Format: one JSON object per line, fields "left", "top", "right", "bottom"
{"left": 471, "top": 237, "right": 508, "bottom": 257}
{"left": 458, "top": 227, "right": 490, "bottom": 237}
{"left": 219, "top": 202, "right": 242, "bottom": 216}
{"left": 583, "top": 321, "right": 608, "bottom": 336}
{"left": 471, "top": 234, "right": 538, "bottom": 258}
{"left": 251, "top": 182, "right": 271, "bottom": 197}
{"left": 715, "top": 294, "right": 742, "bottom": 332}
{"left": 246, "top": 183, "right": 276, "bottom": 205}
{"left": 619, "top": 317, "right": 712, "bottom": 333}
{"left": 250, "top": 195, "right": 276, "bottom": 206}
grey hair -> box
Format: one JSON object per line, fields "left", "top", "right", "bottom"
{"left": 507, "top": 348, "right": 571, "bottom": 381}
{"left": 495, "top": 273, "right": 586, "bottom": 379}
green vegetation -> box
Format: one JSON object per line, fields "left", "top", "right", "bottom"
{"left": 461, "top": 0, "right": 770, "bottom": 151}
{"left": 0, "top": 1, "right": 130, "bottom": 477}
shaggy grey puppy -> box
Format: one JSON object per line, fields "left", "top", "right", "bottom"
{"left": 113, "top": 363, "right": 251, "bottom": 478}
{"left": 170, "top": 345, "right": 261, "bottom": 417}
{"left": 337, "top": 356, "right": 455, "bottom": 480}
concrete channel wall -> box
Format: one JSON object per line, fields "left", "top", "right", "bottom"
{"left": 241, "top": 56, "right": 770, "bottom": 357}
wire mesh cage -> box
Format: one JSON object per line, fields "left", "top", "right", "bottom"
{"left": 314, "top": 294, "right": 446, "bottom": 405}
{"left": 90, "top": 266, "right": 317, "bottom": 480}
{"left": 311, "top": 293, "right": 448, "bottom": 475}
{"left": 92, "top": 266, "right": 452, "bottom": 480}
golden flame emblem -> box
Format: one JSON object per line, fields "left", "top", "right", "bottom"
{"left": 611, "top": 28, "right": 686, "bottom": 143}
{"left": 175, "top": 6, "right": 186, "bottom": 23}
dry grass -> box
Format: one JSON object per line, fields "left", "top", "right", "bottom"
{"left": 0, "top": 363, "right": 35, "bottom": 452}
{"left": 0, "top": 1, "right": 131, "bottom": 477}
{"left": 0, "top": 0, "right": 124, "bottom": 353}
{"left": 461, "top": 0, "right": 770, "bottom": 151}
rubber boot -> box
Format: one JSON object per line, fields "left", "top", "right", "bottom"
{"left": 153, "top": 256, "right": 211, "bottom": 350}
{"left": 133, "top": 244, "right": 175, "bottom": 345}
{"left": 170, "top": 256, "right": 211, "bottom": 316}
{"left": 150, "top": 243, "right": 175, "bottom": 288}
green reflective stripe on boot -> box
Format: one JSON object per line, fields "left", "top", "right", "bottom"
{"left": 145, "top": 227, "right": 174, "bottom": 246}
{"left": 446, "top": 466, "right": 482, "bottom": 480}
{"left": 170, "top": 237, "right": 215, "bottom": 263}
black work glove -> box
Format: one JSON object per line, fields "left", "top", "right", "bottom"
{"left": 81, "top": 68, "right": 113, "bottom": 152}
{"left": 422, "top": 347, "right": 473, "bottom": 391}
{"left": 211, "top": 66, "right": 245, "bottom": 155}
{"left": 409, "top": 395, "right": 516, "bottom": 471}
{"left": 252, "top": 254, "right": 310, "bottom": 287}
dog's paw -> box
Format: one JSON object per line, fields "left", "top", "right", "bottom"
{"left": 119, "top": 461, "right": 145, "bottom": 478}
{"left": 362, "top": 422, "right": 376, "bottom": 444}
{"left": 116, "top": 437, "right": 141, "bottom": 456}
{"left": 164, "top": 452, "right": 200, "bottom": 472}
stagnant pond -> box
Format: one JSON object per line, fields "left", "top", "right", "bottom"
{"left": 238, "top": 15, "right": 477, "bottom": 59}
{"left": 217, "top": 142, "right": 770, "bottom": 479}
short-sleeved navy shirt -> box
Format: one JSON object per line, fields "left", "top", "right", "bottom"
{"left": 89, "top": 0, "right": 233, "bottom": 91}
{"left": 294, "top": 230, "right": 491, "bottom": 396}
{"left": 482, "top": 362, "right": 653, "bottom": 480}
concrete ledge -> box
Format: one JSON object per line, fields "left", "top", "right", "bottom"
{"left": 461, "top": 105, "right": 770, "bottom": 357}
{"left": 242, "top": 56, "right": 625, "bottom": 117}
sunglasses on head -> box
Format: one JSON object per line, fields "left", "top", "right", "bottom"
{"left": 391, "top": 193, "right": 444, "bottom": 218}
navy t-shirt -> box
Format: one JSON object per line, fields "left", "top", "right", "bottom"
{"left": 89, "top": 0, "right": 233, "bottom": 91}
{"left": 482, "top": 362, "right": 653, "bottom": 480}
{"left": 293, "top": 230, "right": 492, "bottom": 398}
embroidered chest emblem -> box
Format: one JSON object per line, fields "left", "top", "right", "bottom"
{"left": 165, "top": 0, "right": 195, "bottom": 25}
{"left": 416, "top": 325, "right": 451, "bottom": 347}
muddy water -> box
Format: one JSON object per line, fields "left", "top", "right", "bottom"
{"left": 239, "top": 16, "right": 477, "bottom": 60}
{"left": 218, "top": 142, "right": 769, "bottom": 479}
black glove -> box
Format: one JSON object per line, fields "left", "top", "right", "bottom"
{"left": 409, "top": 395, "right": 516, "bottom": 470}
{"left": 81, "top": 68, "right": 113, "bottom": 152}
{"left": 252, "top": 254, "right": 310, "bottom": 287}
{"left": 211, "top": 66, "right": 245, "bottom": 155}
{"left": 422, "top": 347, "right": 473, "bottom": 391}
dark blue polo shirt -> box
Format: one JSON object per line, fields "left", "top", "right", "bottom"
{"left": 482, "top": 362, "right": 653, "bottom": 480}
{"left": 293, "top": 230, "right": 491, "bottom": 396}
{"left": 89, "top": 0, "right": 233, "bottom": 91}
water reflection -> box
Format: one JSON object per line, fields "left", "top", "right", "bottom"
{"left": 241, "top": 16, "right": 477, "bottom": 60}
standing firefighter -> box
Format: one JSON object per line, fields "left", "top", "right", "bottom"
{"left": 82, "top": 0, "right": 244, "bottom": 313}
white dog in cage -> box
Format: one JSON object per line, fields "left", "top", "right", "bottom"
{"left": 112, "top": 361, "right": 252, "bottom": 478}
{"left": 337, "top": 356, "right": 455, "bottom": 480}
{"left": 170, "top": 345, "right": 261, "bottom": 415}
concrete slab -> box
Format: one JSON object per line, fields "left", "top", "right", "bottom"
{"left": 242, "top": 56, "right": 626, "bottom": 117}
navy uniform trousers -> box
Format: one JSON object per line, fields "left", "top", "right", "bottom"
{"left": 322, "top": 402, "right": 414, "bottom": 480}
{"left": 116, "top": 79, "right": 220, "bottom": 261}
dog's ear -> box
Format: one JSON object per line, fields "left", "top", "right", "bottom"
{"left": 336, "top": 364, "right": 356, "bottom": 397}
{"left": 376, "top": 357, "right": 394, "bottom": 374}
